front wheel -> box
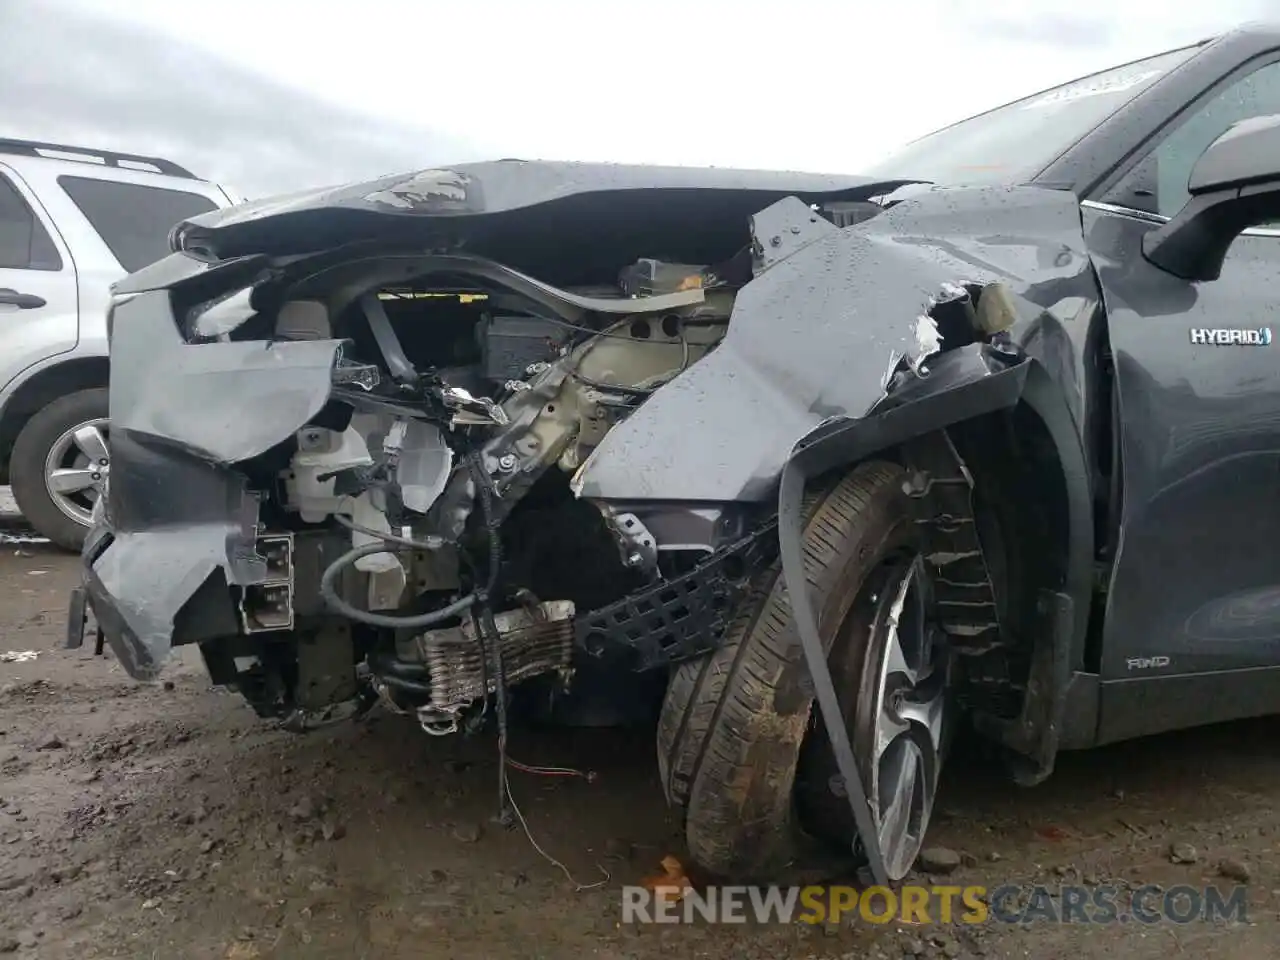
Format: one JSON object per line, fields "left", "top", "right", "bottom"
{"left": 9, "top": 387, "right": 110, "bottom": 552}
{"left": 656, "top": 460, "right": 953, "bottom": 881}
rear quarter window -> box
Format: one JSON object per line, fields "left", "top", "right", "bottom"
{"left": 57, "top": 176, "right": 217, "bottom": 272}
{"left": 0, "top": 173, "right": 62, "bottom": 270}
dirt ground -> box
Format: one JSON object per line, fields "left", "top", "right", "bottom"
{"left": 1, "top": 507, "right": 1278, "bottom": 959}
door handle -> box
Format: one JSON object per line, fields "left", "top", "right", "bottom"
{"left": 0, "top": 288, "right": 46, "bottom": 309}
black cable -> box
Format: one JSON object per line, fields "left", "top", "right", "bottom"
{"left": 466, "top": 451, "right": 513, "bottom": 826}
{"left": 455, "top": 539, "right": 492, "bottom": 727}
{"left": 567, "top": 373, "right": 656, "bottom": 397}
{"left": 567, "top": 324, "right": 691, "bottom": 396}
{"left": 478, "top": 603, "right": 511, "bottom": 824}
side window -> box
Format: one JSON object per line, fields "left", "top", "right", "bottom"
{"left": 1113, "top": 59, "right": 1280, "bottom": 219}
{"left": 0, "top": 174, "right": 63, "bottom": 271}
{"left": 57, "top": 176, "right": 217, "bottom": 273}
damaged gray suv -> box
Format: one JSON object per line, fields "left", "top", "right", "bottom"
{"left": 70, "top": 23, "right": 1280, "bottom": 884}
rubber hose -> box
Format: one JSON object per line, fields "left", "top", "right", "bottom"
{"left": 367, "top": 651, "right": 428, "bottom": 678}
{"left": 319, "top": 541, "right": 476, "bottom": 628}
{"left": 333, "top": 512, "right": 445, "bottom": 551}
{"left": 374, "top": 673, "right": 435, "bottom": 697}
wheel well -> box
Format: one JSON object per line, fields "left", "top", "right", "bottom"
{"left": 842, "top": 402, "right": 1074, "bottom": 654}
{"left": 952, "top": 402, "right": 1071, "bottom": 631}
{"left": 0, "top": 358, "right": 109, "bottom": 483}
{"left": 811, "top": 402, "right": 1075, "bottom": 720}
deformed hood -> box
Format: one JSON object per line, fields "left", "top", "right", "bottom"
{"left": 172, "top": 160, "right": 913, "bottom": 273}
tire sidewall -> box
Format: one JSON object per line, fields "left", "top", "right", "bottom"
{"left": 792, "top": 470, "right": 936, "bottom": 843}
{"left": 669, "top": 461, "right": 958, "bottom": 881}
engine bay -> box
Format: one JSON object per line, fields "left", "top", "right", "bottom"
{"left": 208, "top": 248, "right": 745, "bottom": 734}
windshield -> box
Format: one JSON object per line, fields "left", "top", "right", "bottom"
{"left": 862, "top": 44, "right": 1202, "bottom": 186}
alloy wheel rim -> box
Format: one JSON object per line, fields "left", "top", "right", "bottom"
{"left": 860, "top": 557, "right": 949, "bottom": 880}
{"left": 794, "top": 552, "right": 950, "bottom": 882}
{"left": 43, "top": 417, "right": 110, "bottom": 527}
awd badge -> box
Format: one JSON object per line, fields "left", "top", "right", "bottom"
{"left": 1190, "top": 327, "right": 1273, "bottom": 345}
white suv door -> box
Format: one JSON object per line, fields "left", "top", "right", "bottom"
{"left": 0, "top": 164, "right": 79, "bottom": 391}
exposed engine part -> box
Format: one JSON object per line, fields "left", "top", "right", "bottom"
{"left": 405, "top": 544, "right": 460, "bottom": 592}
{"left": 320, "top": 542, "right": 476, "bottom": 629}
{"left": 267, "top": 255, "right": 738, "bottom": 581}
{"left": 286, "top": 422, "right": 409, "bottom": 607}
{"left": 288, "top": 425, "right": 375, "bottom": 523}
{"left": 284, "top": 413, "right": 455, "bottom": 607}
{"left": 373, "top": 416, "right": 453, "bottom": 513}
{"left": 395, "top": 599, "right": 576, "bottom": 734}
{"left": 424, "top": 296, "right": 733, "bottom": 543}
{"left": 479, "top": 314, "right": 571, "bottom": 382}
{"left": 242, "top": 256, "right": 741, "bottom": 706}
{"left": 440, "top": 384, "right": 509, "bottom": 426}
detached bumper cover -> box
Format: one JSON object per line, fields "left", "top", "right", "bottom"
{"left": 78, "top": 433, "right": 273, "bottom": 680}
{"left": 76, "top": 274, "right": 352, "bottom": 679}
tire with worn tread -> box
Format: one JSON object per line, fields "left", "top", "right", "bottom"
{"left": 657, "top": 460, "right": 922, "bottom": 879}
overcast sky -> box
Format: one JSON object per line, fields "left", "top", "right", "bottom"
{"left": 2, "top": 0, "right": 1275, "bottom": 198}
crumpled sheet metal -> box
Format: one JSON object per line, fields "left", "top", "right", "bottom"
{"left": 572, "top": 199, "right": 961, "bottom": 502}
{"left": 108, "top": 290, "right": 343, "bottom": 465}
{"left": 89, "top": 527, "right": 241, "bottom": 679}
{"left": 83, "top": 433, "right": 269, "bottom": 680}
{"left": 574, "top": 185, "right": 1089, "bottom": 504}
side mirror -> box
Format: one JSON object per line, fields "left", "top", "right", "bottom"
{"left": 1142, "top": 113, "right": 1280, "bottom": 281}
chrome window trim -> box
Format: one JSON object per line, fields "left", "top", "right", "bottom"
{"left": 1080, "top": 198, "right": 1280, "bottom": 237}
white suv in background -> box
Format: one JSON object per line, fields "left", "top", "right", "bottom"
{"left": 0, "top": 139, "right": 239, "bottom": 549}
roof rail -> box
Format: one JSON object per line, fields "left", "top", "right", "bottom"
{"left": 0, "top": 138, "right": 198, "bottom": 180}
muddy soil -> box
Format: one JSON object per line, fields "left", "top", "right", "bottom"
{"left": 0, "top": 512, "right": 1277, "bottom": 958}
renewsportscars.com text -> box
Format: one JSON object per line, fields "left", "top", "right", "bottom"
{"left": 621, "top": 883, "right": 1248, "bottom": 926}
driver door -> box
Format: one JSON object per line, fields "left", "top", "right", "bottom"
{"left": 1083, "top": 53, "right": 1280, "bottom": 739}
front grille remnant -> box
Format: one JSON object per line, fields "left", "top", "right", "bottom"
{"left": 410, "top": 599, "right": 576, "bottom": 716}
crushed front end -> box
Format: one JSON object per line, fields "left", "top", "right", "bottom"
{"left": 69, "top": 176, "right": 822, "bottom": 733}
{"left": 73, "top": 160, "right": 1039, "bottom": 747}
